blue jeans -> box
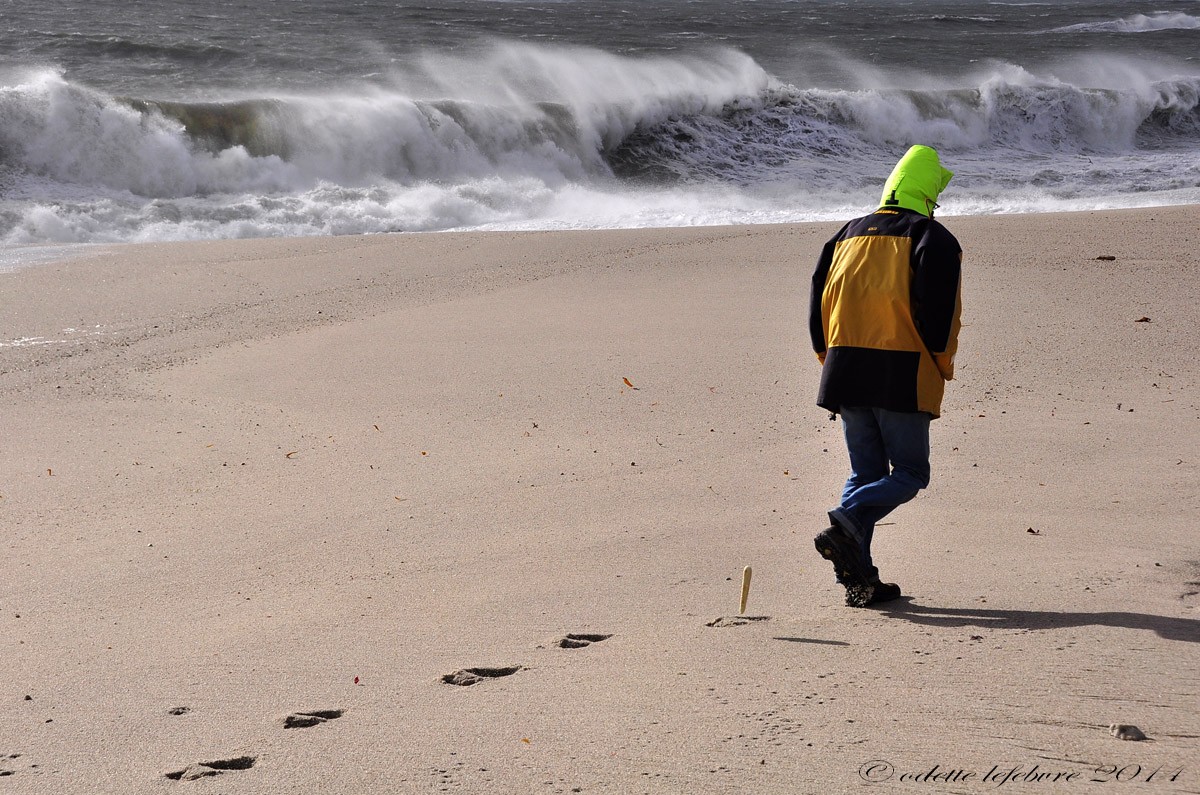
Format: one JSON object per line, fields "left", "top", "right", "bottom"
{"left": 828, "top": 406, "right": 931, "bottom": 582}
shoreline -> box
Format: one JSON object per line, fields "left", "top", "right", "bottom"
{"left": 2, "top": 200, "right": 1198, "bottom": 272}
{"left": 1, "top": 205, "right": 1197, "bottom": 792}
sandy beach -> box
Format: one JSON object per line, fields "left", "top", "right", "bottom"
{"left": 1, "top": 207, "right": 1197, "bottom": 793}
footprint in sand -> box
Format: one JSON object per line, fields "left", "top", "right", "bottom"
{"left": 442, "top": 666, "right": 521, "bottom": 686}
{"left": 706, "top": 616, "right": 771, "bottom": 628}
{"left": 283, "top": 709, "right": 345, "bottom": 729}
{"left": 164, "top": 755, "right": 256, "bottom": 781}
{"left": 558, "top": 633, "right": 612, "bottom": 649}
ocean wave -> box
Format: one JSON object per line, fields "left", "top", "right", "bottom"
{"left": 4, "top": 57, "right": 1196, "bottom": 197}
{"left": 0, "top": 44, "right": 772, "bottom": 197}
{"left": 609, "top": 65, "right": 1200, "bottom": 186}
{"left": 1046, "top": 12, "right": 1200, "bottom": 34}
{"left": 1, "top": 45, "right": 1198, "bottom": 244}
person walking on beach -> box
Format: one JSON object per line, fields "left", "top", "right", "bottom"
{"left": 809, "top": 144, "right": 963, "bottom": 607}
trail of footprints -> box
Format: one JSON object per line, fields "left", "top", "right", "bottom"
{"left": 441, "top": 632, "right": 612, "bottom": 687}
{"left": 163, "top": 709, "right": 345, "bottom": 782}
{"left": 161, "top": 633, "right": 610, "bottom": 782}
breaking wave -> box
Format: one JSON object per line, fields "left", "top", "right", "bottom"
{"left": 1, "top": 43, "right": 1198, "bottom": 244}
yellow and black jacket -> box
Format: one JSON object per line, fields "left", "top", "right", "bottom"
{"left": 809, "top": 206, "right": 962, "bottom": 418}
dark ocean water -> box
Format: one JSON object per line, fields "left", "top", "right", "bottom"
{"left": 1, "top": 0, "right": 1198, "bottom": 246}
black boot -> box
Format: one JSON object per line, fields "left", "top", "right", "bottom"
{"left": 814, "top": 526, "right": 875, "bottom": 608}
{"left": 862, "top": 580, "right": 902, "bottom": 606}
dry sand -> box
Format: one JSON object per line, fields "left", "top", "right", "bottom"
{"left": 1, "top": 207, "right": 1197, "bottom": 793}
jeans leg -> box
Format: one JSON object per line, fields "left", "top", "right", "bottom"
{"left": 835, "top": 407, "right": 889, "bottom": 580}
{"left": 835, "top": 407, "right": 932, "bottom": 581}
{"left": 840, "top": 407, "right": 889, "bottom": 507}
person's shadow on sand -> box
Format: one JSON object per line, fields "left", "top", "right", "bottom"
{"left": 878, "top": 600, "right": 1200, "bottom": 643}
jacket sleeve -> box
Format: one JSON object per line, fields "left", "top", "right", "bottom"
{"left": 810, "top": 225, "right": 847, "bottom": 363}
{"left": 911, "top": 221, "right": 962, "bottom": 380}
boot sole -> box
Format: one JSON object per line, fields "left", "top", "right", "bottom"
{"left": 814, "top": 531, "right": 875, "bottom": 608}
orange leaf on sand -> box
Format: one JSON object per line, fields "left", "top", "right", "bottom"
{"left": 521, "top": 738, "right": 531, "bottom": 744}
{"left": 623, "top": 377, "right": 636, "bottom": 389}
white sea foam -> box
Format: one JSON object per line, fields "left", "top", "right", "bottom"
{"left": 0, "top": 325, "right": 105, "bottom": 347}
{"left": 0, "top": 243, "right": 94, "bottom": 272}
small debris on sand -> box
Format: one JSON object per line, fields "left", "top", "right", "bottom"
{"left": 1109, "top": 723, "right": 1147, "bottom": 741}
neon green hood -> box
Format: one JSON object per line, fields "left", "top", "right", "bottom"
{"left": 879, "top": 145, "right": 953, "bottom": 217}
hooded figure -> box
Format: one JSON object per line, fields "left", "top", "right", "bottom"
{"left": 808, "top": 145, "right": 963, "bottom": 608}
{"left": 810, "top": 144, "right": 962, "bottom": 417}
